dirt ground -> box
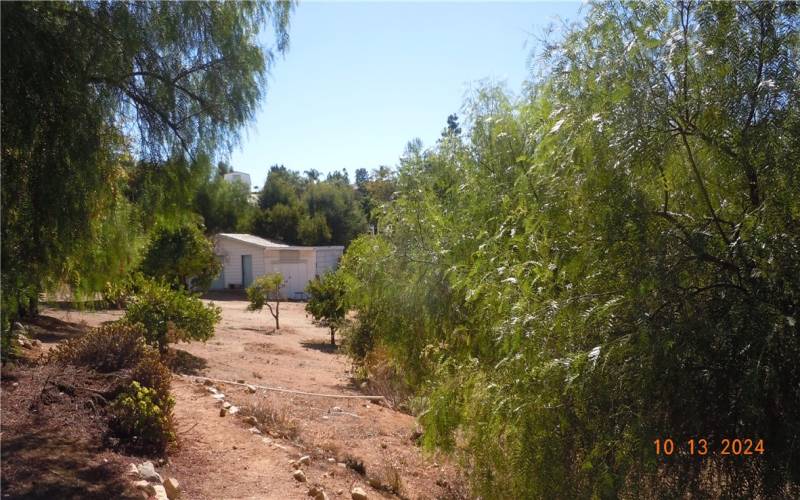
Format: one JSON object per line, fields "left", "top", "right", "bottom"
{"left": 26, "top": 297, "right": 467, "bottom": 500}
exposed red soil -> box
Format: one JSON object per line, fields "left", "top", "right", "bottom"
{"left": 15, "top": 298, "right": 469, "bottom": 499}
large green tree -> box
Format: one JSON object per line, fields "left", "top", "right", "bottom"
{"left": 341, "top": 1, "right": 799, "bottom": 497}
{"left": 1, "top": 2, "right": 294, "bottom": 332}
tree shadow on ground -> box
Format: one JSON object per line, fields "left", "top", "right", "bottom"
{"left": 1, "top": 429, "right": 140, "bottom": 500}
{"left": 300, "top": 339, "right": 339, "bottom": 354}
{"left": 23, "top": 315, "right": 90, "bottom": 343}
{"left": 167, "top": 349, "right": 208, "bottom": 375}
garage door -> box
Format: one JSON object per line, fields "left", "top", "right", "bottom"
{"left": 274, "top": 262, "right": 308, "bottom": 300}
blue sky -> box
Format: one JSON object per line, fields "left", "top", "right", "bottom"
{"left": 229, "top": 1, "right": 583, "bottom": 188}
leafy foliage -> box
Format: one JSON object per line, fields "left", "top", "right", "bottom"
{"left": 247, "top": 273, "right": 285, "bottom": 331}
{"left": 251, "top": 164, "right": 368, "bottom": 245}
{"left": 1, "top": 0, "right": 293, "bottom": 341}
{"left": 194, "top": 173, "right": 257, "bottom": 234}
{"left": 340, "top": 2, "right": 800, "bottom": 497}
{"left": 139, "top": 224, "right": 221, "bottom": 292}
{"left": 109, "top": 381, "right": 175, "bottom": 456}
{"left": 102, "top": 272, "right": 148, "bottom": 309}
{"left": 305, "top": 272, "right": 347, "bottom": 345}
{"left": 124, "top": 279, "right": 221, "bottom": 351}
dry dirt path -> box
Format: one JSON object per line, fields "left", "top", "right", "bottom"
{"left": 44, "top": 299, "right": 464, "bottom": 500}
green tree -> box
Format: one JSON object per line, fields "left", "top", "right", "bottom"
{"left": 1, "top": 1, "right": 294, "bottom": 337}
{"left": 340, "top": 2, "right": 800, "bottom": 497}
{"left": 247, "top": 273, "right": 285, "bottom": 331}
{"left": 304, "top": 181, "right": 368, "bottom": 245}
{"left": 195, "top": 175, "right": 256, "bottom": 234}
{"left": 298, "top": 213, "right": 333, "bottom": 245}
{"left": 252, "top": 203, "right": 303, "bottom": 243}
{"left": 305, "top": 272, "right": 347, "bottom": 345}
{"left": 139, "top": 224, "right": 221, "bottom": 292}
{"left": 124, "top": 279, "right": 221, "bottom": 352}
{"left": 259, "top": 165, "right": 304, "bottom": 210}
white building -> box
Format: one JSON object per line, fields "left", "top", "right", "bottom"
{"left": 223, "top": 171, "right": 252, "bottom": 191}
{"left": 210, "top": 233, "right": 344, "bottom": 299}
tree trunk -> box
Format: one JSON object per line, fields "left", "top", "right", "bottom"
{"left": 26, "top": 294, "right": 39, "bottom": 318}
{"left": 330, "top": 327, "right": 335, "bottom": 346}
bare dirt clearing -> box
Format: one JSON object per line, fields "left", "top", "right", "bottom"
{"left": 34, "top": 298, "right": 466, "bottom": 499}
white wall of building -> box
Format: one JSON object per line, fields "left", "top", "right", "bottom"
{"left": 212, "top": 238, "right": 266, "bottom": 289}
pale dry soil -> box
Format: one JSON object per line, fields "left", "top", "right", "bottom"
{"left": 44, "top": 298, "right": 463, "bottom": 500}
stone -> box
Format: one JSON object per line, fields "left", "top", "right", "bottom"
{"left": 222, "top": 401, "right": 232, "bottom": 409}
{"left": 293, "top": 470, "right": 307, "bottom": 482}
{"left": 228, "top": 406, "right": 240, "bottom": 415}
{"left": 152, "top": 484, "right": 169, "bottom": 500}
{"left": 327, "top": 458, "right": 336, "bottom": 463}
{"left": 206, "top": 386, "right": 218, "bottom": 394}
{"left": 212, "top": 393, "right": 226, "bottom": 400}
{"left": 308, "top": 485, "right": 322, "bottom": 497}
{"left": 137, "top": 461, "right": 162, "bottom": 483}
{"left": 337, "top": 490, "right": 344, "bottom": 496}
{"left": 248, "top": 427, "right": 262, "bottom": 435}
{"left": 133, "top": 480, "right": 156, "bottom": 496}
{"left": 236, "top": 379, "right": 246, "bottom": 384}
{"left": 262, "top": 437, "right": 273, "bottom": 445}
{"left": 298, "top": 455, "right": 311, "bottom": 465}
{"left": 203, "top": 379, "right": 214, "bottom": 386}
{"left": 127, "top": 463, "right": 140, "bottom": 476}
{"left": 331, "top": 406, "right": 342, "bottom": 413}
{"left": 243, "top": 416, "right": 258, "bottom": 425}
{"left": 246, "top": 384, "right": 257, "bottom": 393}
{"left": 351, "top": 487, "right": 368, "bottom": 500}
{"left": 219, "top": 407, "right": 227, "bottom": 417}
{"left": 164, "top": 477, "right": 181, "bottom": 499}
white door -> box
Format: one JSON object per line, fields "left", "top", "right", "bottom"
{"left": 275, "top": 262, "right": 308, "bottom": 299}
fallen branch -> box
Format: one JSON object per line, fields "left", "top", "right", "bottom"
{"left": 186, "top": 375, "right": 385, "bottom": 401}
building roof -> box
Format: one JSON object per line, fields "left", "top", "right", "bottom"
{"left": 216, "top": 233, "right": 345, "bottom": 251}
{"left": 217, "top": 233, "right": 290, "bottom": 248}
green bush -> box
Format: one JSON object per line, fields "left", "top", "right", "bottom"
{"left": 305, "top": 272, "right": 347, "bottom": 345}
{"left": 101, "top": 272, "right": 147, "bottom": 308}
{"left": 124, "top": 279, "right": 221, "bottom": 351}
{"left": 49, "top": 322, "right": 148, "bottom": 373}
{"left": 109, "top": 381, "right": 175, "bottom": 455}
{"left": 339, "top": 2, "right": 800, "bottom": 496}
{"left": 139, "top": 223, "right": 221, "bottom": 292}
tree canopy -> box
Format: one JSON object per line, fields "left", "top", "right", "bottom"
{"left": 1, "top": 1, "right": 294, "bottom": 331}
{"left": 339, "top": 1, "right": 800, "bottom": 497}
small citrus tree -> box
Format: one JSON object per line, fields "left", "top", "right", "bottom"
{"left": 247, "top": 273, "right": 284, "bottom": 331}
{"left": 305, "top": 272, "right": 347, "bottom": 345}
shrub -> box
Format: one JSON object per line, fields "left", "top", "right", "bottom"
{"left": 101, "top": 272, "right": 147, "bottom": 308}
{"left": 48, "top": 322, "right": 148, "bottom": 372}
{"left": 109, "top": 381, "right": 175, "bottom": 455}
{"left": 342, "top": 316, "right": 375, "bottom": 360}
{"left": 124, "top": 279, "right": 221, "bottom": 351}
{"left": 131, "top": 349, "right": 173, "bottom": 408}
{"left": 305, "top": 272, "right": 347, "bottom": 345}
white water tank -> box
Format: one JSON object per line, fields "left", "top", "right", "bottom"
{"left": 223, "top": 171, "right": 251, "bottom": 190}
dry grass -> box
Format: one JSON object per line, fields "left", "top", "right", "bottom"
{"left": 240, "top": 396, "right": 299, "bottom": 441}
{"left": 359, "top": 347, "right": 413, "bottom": 410}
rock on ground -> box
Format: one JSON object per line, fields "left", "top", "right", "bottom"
{"left": 164, "top": 477, "right": 181, "bottom": 499}
{"left": 137, "top": 461, "right": 163, "bottom": 483}
{"left": 293, "top": 470, "right": 307, "bottom": 482}
{"left": 351, "top": 486, "right": 368, "bottom": 500}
